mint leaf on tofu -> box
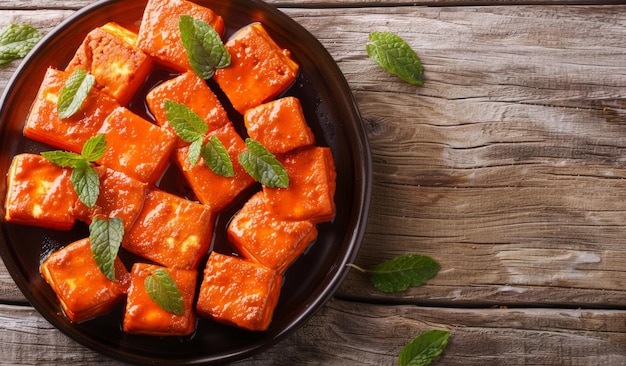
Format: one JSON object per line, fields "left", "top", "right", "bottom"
{"left": 145, "top": 268, "right": 185, "bottom": 315}
{"left": 89, "top": 217, "right": 124, "bottom": 281}
{"left": 238, "top": 138, "right": 289, "bottom": 188}
{"left": 57, "top": 69, "right": 96, "bottom": 119}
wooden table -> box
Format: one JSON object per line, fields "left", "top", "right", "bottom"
{"left": 2, "top": 0, "right": 626, "bottom": 364}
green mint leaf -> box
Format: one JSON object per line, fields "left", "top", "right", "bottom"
{"left": 144, "top": 268, "right": 185, "bottom": 315}
{"left": 41, "top": 150, "right": 85, "bottom": 169}
{"left": 0, "top": 24, "right": 42, "bottom": 66}
{"left": 366, "top": 32, "right": 424, "bottom": 86}
{"left": 238, "top": 138, "right": 289, "bottom": 188}
{"left": 201, "top": 135, "right": 235, "bottom": 177}
{"left": 371, "top": 254, "right": 440, "bottom": 293}
{"left": 179, "top": 15, "right": 230, "bottom": 79}
{"left": 71, "top": 160, "right": 100, "bottom": 208}
{"left": 398, "top": 330, "right": 449, "bottom": 366}
{"left": 81, "top": 133, "right": 106, "bottom": 162}
{"left": 89, "top": 217, "right": 124, "bottom": 281}
{"left": 164, "top": 99, "right": 207, "bottom": 143}
{"left": 57, "top": 69, "right": 95, "bottom": 119}
{"left": 188, "top": 138, "right": 203, "bottom": 166}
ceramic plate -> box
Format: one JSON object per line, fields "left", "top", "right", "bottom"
{"left": 0, "top": 0, "right": 371, "bottom": 364}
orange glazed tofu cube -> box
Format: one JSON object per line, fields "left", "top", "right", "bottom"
{"left": 123, "top": 263, "right": 197, "bottom": 336}
{"left": 146, "top": 71, "right": 229, "bottom": 136}
{"left": 4, "top": 154, "right": 77, "bottom": 230}
{"left": 263, "top": 146, "right": 336, "bottom": 223}
{"left": 136, "top": 0, "right": 224, "bottom": 72}
{"left": 71, "top": 167, "right": 148, "bottom": 231}
{"left": 228, "top": 192, "right": 317, "bottom": 274}
{"left": 214, "top": 23, "right": 299, "bottom": 114}
{"left": 123, "top": 189, "right": 213, "bottom": 270}
{"left": 65, "top": 22, "right": 153, "bottom": 105}
{"left": 23, "top": 68, "right": 119, "bottom": 154}
{"left": 96, "top": 106, "right": 176, "bottom": 184}
{"left": 196, "top": 252, "right": 282, "bottom": 331}
{"left": 175, "top": 122, "right": 255, "bottom": 212}
{"left": 40, "top": 238, "right": 131, "bottom": 323}
{"left": 244, "top": 96, "right": 315, "bottom": 154}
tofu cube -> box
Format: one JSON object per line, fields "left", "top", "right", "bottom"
{"left": 23, "top": 67, "right": 119, "bottom": 154}
{"left": 123, "top": 189, "right": 213, "bottom": 270}
{"left": 40, "top": 238, "right": 131, "bottom": 323}
{"left": 244, "top": 96, "right": 315, "bottom": 154}
{"left": 136, "top": 0, "right": 224, "bottom": 72}
{"left": 96, "top": 106, "right": 176, "bottom": 184}
{"left": 146, "top": 71, "right": 230, "bottom": 138}
{"left": 228, "top": 192, "right": 317, "bottom": 274}
{"left": 263, "top": 146, "right": 336, "bottom": 223}
{"left": 123, "top": 263, "right": 197, "bottom": 336}
{"left": 65, "top": 22, "right": 153, "bottom": 105}
{"left": 175, "top": 122, "right": 255, "bottom": 212}
{"left": 70, "top": 166, "right": 148, "bottom": 231}
{"left": 4, "top": 154, "right": 77, "bottom": 230}
{"left": 196, "top": 252, "right": 282, "bottom": 331}
{"left": 214, "top": 23, "right": 299, "bottom": 114}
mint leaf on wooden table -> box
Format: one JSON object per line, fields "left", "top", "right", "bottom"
{"left": 0, "top": 24, "right": 42, "bottom": 66}
{"left": 239, "top": 138, "right": 289, "bottom": 188}
{"left": 179, "top": 15, "right": 230, "bottom": 79}
{"left": 57, "top": 69, "right": 96, "bottom": 119}
{"left": 145, "top": 268, "right": 185, "bottom": 315}
{"left": 89, "top": 217, "right": 124, "bottom": 281}
{"left": 398, "top": 329, "right": 450, "bottom": 366}
{"left": 41, "top": 134, "right": 106, "bottom": 208}
{"left": 366, "top": 31, "right": 424, "bottom": 86}
{"left": 201, "top": 135, "right": 235, "bottom": 177}
{"left": 371, "top": 254, "right": 440, "bottom": 292}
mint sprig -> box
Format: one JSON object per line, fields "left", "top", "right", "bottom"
{"left": 398, "top": 330, "right": 449, "bottom": 366}
{"left": 179, "top": 15, "right": 230, "bottom": 79}
{"left": 145, "top": 268, "right": 185, "bottom": 315}
{"left": 57, "top": 69, "right": 96, "bottom": 119}
{"left": 89, "top": 217, "right": 124, "bottom": 281}
{"left": 348, "top": 253, "right": 440, "bottom": 293}
{"left": 366, "top": 32, "right": 424, "bottom": 86}
{"left": 164, "top": 99, "right": 235, "bottom": 176}
{"left": 201, "top": 135, "right": 235, "bottom": 177}
{"left": 238, "top": 138, "right": 289, "bottom": 188}
{"left": 0, "top": 23, "right": 42, "bottom": 66}
{"left": 41, "top": 134, "right": 106, "bottom": 208}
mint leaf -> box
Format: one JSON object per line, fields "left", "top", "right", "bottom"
{"left": 0, "top": 24, "right": 42, "bottom": 66}
{"left": 81, "top": 133, "right": 106, "bottom": 162}
{"left": 41, "top": 150, "right": 85, "bottom": 169}
{"left": 71, "top": 160, "right": 100, "bottom": 208}
{"left": 366, "top": 32, "right": 424, "bottom": 86}
{"left": 238, "top": 138, "right": 288, "bottom": 188}
{"left": 89, "top": 217, "right": 124, "bottom": 281}
{"left": 371, "top": 254, "right": 440, "bottom": 292}
{"left": 398, "top": 330, "right": 449, "bottom": 366}
{"left": 57, "top": 69, "right": 95, "bottom": 119}
{"left": 145, "top": 268, "right": 185, "bottom": 315}
{"left": 164, "top": 99, "right": 207, "bottom": 142}
{"left": 179, "top": 15, "right": 230, "bottom": 79}
{"left": 201, "top": 135, "right": 235, "bottom": 177}
{"left": 188, "top": 138, "right": 203, "bottom": 167}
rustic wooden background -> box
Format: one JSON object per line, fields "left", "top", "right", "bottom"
{"left": 1, "top": 0, "right": 626, "bottom": 365}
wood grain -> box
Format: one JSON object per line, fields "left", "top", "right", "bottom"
{"left": 1, "top": 2, "right": 626, "bottom": 365}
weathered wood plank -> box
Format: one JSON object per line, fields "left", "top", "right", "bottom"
{"left": 2, "top": 300, "right": 626, "bottom": 365}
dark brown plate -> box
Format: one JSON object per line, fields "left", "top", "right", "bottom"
{"left": 0, "top": 0, "right": 371, "bottom": 364}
